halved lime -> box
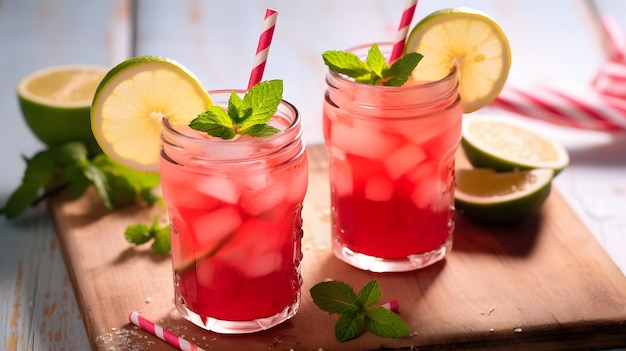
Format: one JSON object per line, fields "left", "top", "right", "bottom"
{"left": 455, "top": 168, "right": 554, "bottom": 224}
{"left": 461, "top": 115, "right": 570, "bottom": 174}
{"left": 91, "top": 55, "right": 212, "bottom": 173}
{"left": 404, "top": 7, "right": 511, "bottom": 113}
{"left": 17, "top": 64, "right": 108, "bottom": 154}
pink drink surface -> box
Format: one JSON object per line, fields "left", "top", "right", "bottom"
{"left": 160, "top": 119, "right": 307, "bottom": 321}
{"left": 323, "top": 77, "right": 462, "bottom": 259}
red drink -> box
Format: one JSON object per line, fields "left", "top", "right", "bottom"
{"left": 323, "top": 43, "right": 462, "bottom": 272}
{"left": 160, "top": 90, "right": 307, "bottom": 333}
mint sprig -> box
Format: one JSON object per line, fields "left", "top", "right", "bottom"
{"left": 310, "top": 280, "right": 411, "bottom": 342}
{"left": 125, "top": 215, "right": 171, "bottom": 255}
{"left": 189, "top": 79, "right": 283, "bottom": 139}
{"left": 1, "top": 141, "right": 169, "bottom": 255}
{"left": 322, "top": 44, "right": 423, "bottom": 87}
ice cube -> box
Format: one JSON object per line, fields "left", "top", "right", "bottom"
{"left": 195, "top": 176, "right": 240, "bottom": 204}
{"left": 240, "top": 178, "right": 288, "bottom": 216}
{"left": 193, "top": 207, "right": 243, "bottom": 251}
{"left": 241, "top": 251, "right": 282, "bottom": 278}
{"left": 330, "top": 157, "right": 353, "bottom": 197}
{"left": 330, "top": 120, "right": 401, "bottom": 160}
{"left": 364, "top": 174, "right": 395, "bottom": 202}
{"left": 196, "top": 257, "right": 217, "bottom": 287}
{"left": 383, "top": 144, "right": 427, "bottom": 180}
{"left": 218, "top": 218, "right": 285, "bottom": 277}
{"left": 286, "top": 161, "right": 308, "bottom": 204}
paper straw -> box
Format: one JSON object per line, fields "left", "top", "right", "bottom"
{"left": 128, "top": 312, "right": 206, "bottom": 351}
{"left": 491, "top": 15, "right": 626, "bottom": 131}
{"left": 389, "top": 0, "right": 418, "bottom": 63}
{"left": 381, "top": 299, "right": 400, "bottom": 313}
{"left": 247, "top": 8, "right": 278, "bottom": 90}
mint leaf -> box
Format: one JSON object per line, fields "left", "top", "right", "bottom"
{"left": 355, "top": 280, "right": 381, "bottom": 309}
{"left": 335, "top": 309, "right": 365, "bottom": 342}
{"left": 238, "top": 80, "right": 283, "bottom": 132}
{"left": 322, "top": 44, "right": 422, "bottom": 86}
{"left": 322, "top": 51, "right": 371, "bottom": 79}
{"left": 238, "top": 124, "right": 281, "bottom": 137}
{"left": 189, "top": 79, "right": 282, "bottom": 139}
{"left": 125, "top": 216, "right": 171, "bottom": 255}
{"left": 366, "top": 44, "right": 387, "bottom": 84}
{"left": 1, "top": 150, "right": 57, "bottom": 218}
{"left": 125, "top": 223, "right": 153, "bottom": 244}
{"left": 310, "top": 279, "right": 411, "bottom": 342}
{"left": 384, "top": 52, "right": 423, "bottom": 87}
{"left": 310, "top": 280, "right": 358, "bottom": 314}
{"left": 189, "top": 106, "right": 237, "bottom": 140}
{"left": 151, "top": 224, "right": 171, "bottom": 255}
{"left": 365, "top": 307, "right": 411, "bottom": 338}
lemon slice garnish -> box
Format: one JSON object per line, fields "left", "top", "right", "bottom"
{"left": 91, "top": 55, "right": 212, "bottom": 173}
{"left": 405, "top": 7, "right": 511, "bottom": 113}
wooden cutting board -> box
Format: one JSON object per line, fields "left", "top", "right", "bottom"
{"left": 50, "top": 144, "right": 626, "bottom": 351}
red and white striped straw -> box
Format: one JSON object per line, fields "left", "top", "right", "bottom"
{"left": 247, "top": 8, "right": 278, "bottom": 90}
{"left": 389, "top": 0, "right": 418, "bottom": 63}
{"left": 128, "top": 312, "right": 206, "bottom": 351}
{"left": 382, "top": 299, "right": 400, "bottom": 313}
{"left": 491, "top": 15, "right": 626, "bottom": 131}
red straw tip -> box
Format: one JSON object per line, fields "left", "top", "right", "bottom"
{"left": 382, "top": 300, "right": 400, "bottom": 313}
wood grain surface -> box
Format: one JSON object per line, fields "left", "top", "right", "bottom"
{"left": 50, "top": 145, "right": 626, "bottom": 351}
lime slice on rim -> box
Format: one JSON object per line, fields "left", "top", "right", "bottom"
{"left": 455, "top": 168, "right": 554, "bottom": 224}
{"left": 404, "top": 7, "right": 511, "bottom": 113}
{"left": 91, "top": 55, "right": 212, "bottom": 173}
{"left": 461, "top": 115, "right": 570, "bottom": 174}
{"left": 17, "top": 64, "right": 108, "bottom": 154}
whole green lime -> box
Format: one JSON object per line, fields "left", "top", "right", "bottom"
{"left": 17, "top": 64, "right": 108, "bottom": 155}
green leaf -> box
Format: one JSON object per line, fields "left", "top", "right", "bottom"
{"left": 63, "top": 163, "right": 92, "bottom": 199}
{"left": 364, "top": 307, "right": 411, "bottom": 339}
{"left": 310, "top": 280, "right": 358, "bottom": 314}
{"left": 355, "top": 280, "right": 381, "bottom": 309}
{"left": 151, "top": 225, "right": 171, "bottom": 255}
{"left": 384, "top": 52, "right": 423, "bottom": 87}
{"left": 53, "top": 142, "right": 88, "bottom": 165}
{"left": 228, "top": 91, "right": 248, "bottom": 124}
{"left": 366, "top": 44, "right": 387, "bottom": 81}
{"left": 0, "top": 183, "right": 41, "bottom": 219}
{"left": 322, "top": 50, "right": 371, "bottom": 78}
{"left": 190, "top": 80, "right": 283, "bottom": 139}
{"left": 238, "top": 80, "right": 283, "bottom": 132}
{"left": 335, "top": 310, "right": 365, "bottom": 342}
{"left": 125, "top": 223, "right": 153, "bottom": 244}
{"left": 189, "top": 106, "right": 237, "bottom": 139}
{"left": 80, "top": 163, "right": 114, "bottom": 210}
{"left": 0, "top": 149, "right": 58, "bottom": 218}
{"left": 322, "top": 45, "right": 423, "bottom": 87}
{"left": 22, "top": 150, "right": 57, "bottom": 186}
{"left": 238, "top": 124, "right": 281, "bottom": 138}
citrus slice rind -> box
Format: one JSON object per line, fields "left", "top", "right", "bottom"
{"left": 454, "top": 168, "right": 554, "bottom": 224}
{"left": 91, "top": 55, "right": 212, "bottom": 173}
{"left": 461, "top": 115, "right": 570, "bottom": 174}
{"left": 405, "top": 7, "right": 511, "bottom": 113}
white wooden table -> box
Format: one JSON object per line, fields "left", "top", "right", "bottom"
{"left": 1, "top": 0, "right": 625, "bottom": 350}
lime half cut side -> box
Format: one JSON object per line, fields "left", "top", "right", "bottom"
{"left": 461, "top": 115, "right": 570, "bottom": 174}
{"left": 91, "top": 55, "right": 212, "bottom": 173}
{"left": 455, "top": 168, "right": 554, "bottom": 224}
{"left": 405, "top": 7, "right": 511, "bottom": 113}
